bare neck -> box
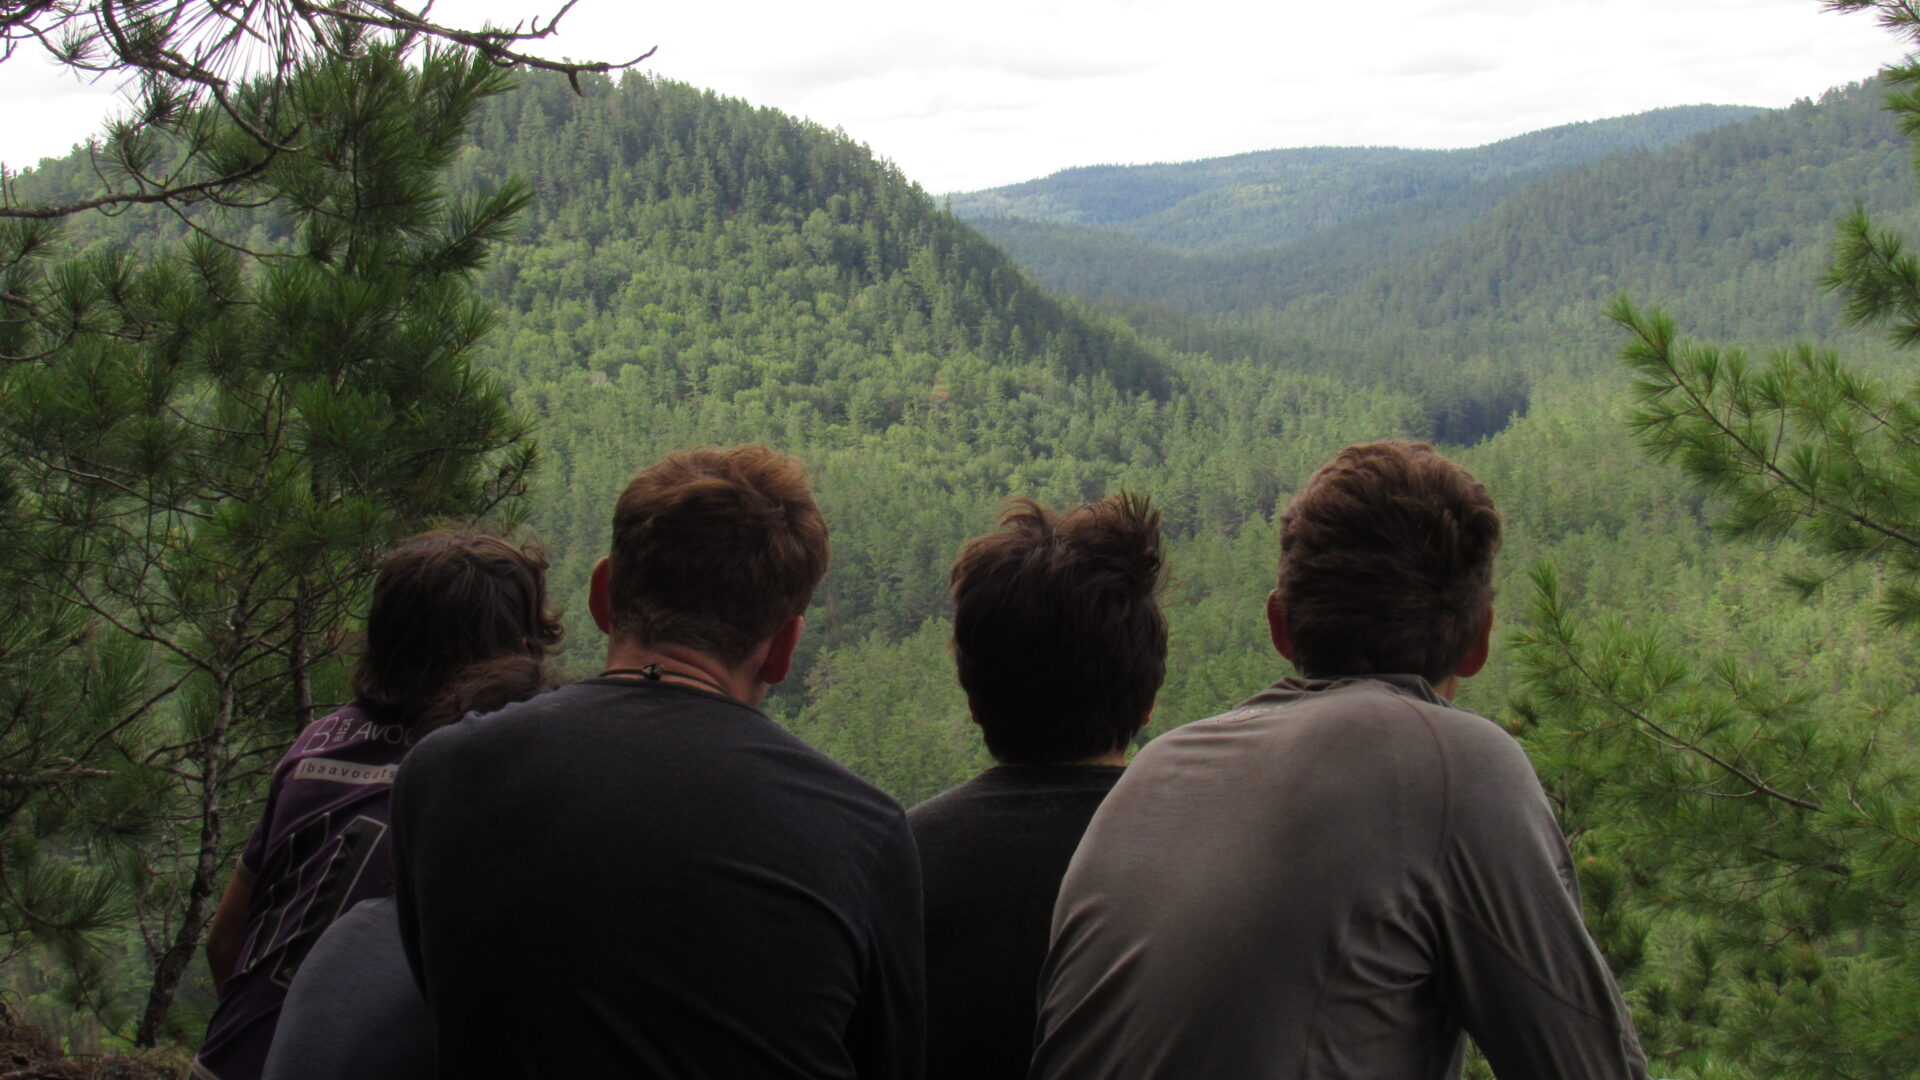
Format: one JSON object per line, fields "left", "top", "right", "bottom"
{"left": 994, "top": 749, "right": 1130, "bottom": 768}
{"left": 601, "top": 641, "right": 762, "bottom": 706}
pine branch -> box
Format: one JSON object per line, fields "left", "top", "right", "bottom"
{"left": 1614, "top": 298, "right": 1920, "bottom": 554}
{"left": 0, "top": 763, "right": 112, "bottom": 789}
{"left": 1525, "top": 565, "right": 1825, "bottom": 813}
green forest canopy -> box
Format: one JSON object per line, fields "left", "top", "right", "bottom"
{"left": 6, "top": 48, "right": 1919, "bottom": 1077}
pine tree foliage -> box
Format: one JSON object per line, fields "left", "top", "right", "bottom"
{"left": 1614, "top": 296, "right": 1920, "bottom": 628}
{"left": 1509, "top": 5, "right": 1920, "bottom": 1073}
{"left": 0, "top": 585, "right": 157, "bottom": 1015}
{"left": 1515, "top": 565, "right": 1918, "bottom": 1076}
{"left": 0, "top": 38, "right": 534, "bottom": 1045}
{"left": 0, "top": 0, "right": 646, "bottom": 220}
{"left": 14, "top": 17, "right": 1920, "bottom": 1059}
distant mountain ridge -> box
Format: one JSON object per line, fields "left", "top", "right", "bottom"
{"left": 1240, "top": 80, "right": 1912, "bottom": 346}
{"left": 945, "top": 82, "right": 1910, "bottom": 442}
{"left": 947, "top": 105, "right": 1768, "bottom": 252}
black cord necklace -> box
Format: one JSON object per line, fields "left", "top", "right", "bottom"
{"left": 599, "top": 663, "right": 734, "bottom": 699}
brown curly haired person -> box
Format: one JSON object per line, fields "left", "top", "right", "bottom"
{"left": 1032, "top": 441, "right": 1650, "bottom": 1080}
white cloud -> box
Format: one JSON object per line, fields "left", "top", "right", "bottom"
{"left": 0, "top": 0, "right": 1910, "bottom": 192}
{"left": 739, "top": 35, "right": 1155, "bottom": 100}
{"left": 1387, "top": 51, "right": 1506, "bottom": 79}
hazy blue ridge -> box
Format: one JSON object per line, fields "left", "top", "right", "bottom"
{"left": 953, "top": 83, "right": 1908, "bottom": 384}
{"left": 946, "top": 104, "right": 1768, "bottom": 252}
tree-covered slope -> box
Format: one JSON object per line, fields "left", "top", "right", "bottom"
{"left": 962, "top": 82, "right": 1911, "bottom": 443}
{"left": 432, "top": 73, "right": 1433, "bottom": 794}
{"left": 19, "top": 68, "right": 1874, "bottom": 788}
{"left": 949, "top": 104, "right": 1764, "bottom": 252}
{"left": 2, "top": 70, "right": 1433, "bottom": 803}
{"left": 966, "top": 170, "right": 1526, "bottom": 318}
{"left": 969, "top": 86, "right": 1904, "bottom": 333}
{"left": 454, "top": 76, "right": 1170, "bottom": 400}
{"left": 1267, "top": 82, "right": 1911, "bottom": 350}
{"left": 13, "top": 51, "right": 1920, "bottom": 1076}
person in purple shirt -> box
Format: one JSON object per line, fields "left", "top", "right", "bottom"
{"left": 193, "top": 532, "right": 562, "bottom": 1080}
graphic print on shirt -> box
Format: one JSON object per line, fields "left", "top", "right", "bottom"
{"left": 238, "top": 812, "right": 389, "bottom": 987}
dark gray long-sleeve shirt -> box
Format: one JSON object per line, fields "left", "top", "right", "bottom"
{"left": 909, "top": 765, "right": 1125, "bottom": 1080}
{"left": 391, "top": 679, "right": 925, "bottom": 1080}
{"left": 262, "top": 898, "right": 433, "bottom": 1080}
{"left": 1032, "top": 675, "right": 1648, "bottom": 1080}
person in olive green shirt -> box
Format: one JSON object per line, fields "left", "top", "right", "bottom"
{"left": 1033, "top": 441, "right": 1648, "bottom": 1080}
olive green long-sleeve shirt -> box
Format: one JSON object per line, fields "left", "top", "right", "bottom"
{"left": 1032, "top": 675, "right": 1647, "bottom": 1080}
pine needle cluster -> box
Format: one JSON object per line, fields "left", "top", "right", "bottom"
{"left": 0, "top": 33, "right": 535, "bottom": 1046}
{"left": 1510, "top": 5, "right": 1920, "bottom": 1074}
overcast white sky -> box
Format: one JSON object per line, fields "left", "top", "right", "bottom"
{"left": 0, "top": 0, "right": 1910, "bottom": 193}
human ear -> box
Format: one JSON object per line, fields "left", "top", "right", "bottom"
{"left": 588, "top": 557, "right": 614, "bottom": 636}
{"left": 1266, "top": 590, "right": 1295, "bottom": 662}
{"left": 756, "top": 615, "right": 804, "bottom": 686}
{"left": 1454, "top": 605, "right": 1493, "bottom": 678}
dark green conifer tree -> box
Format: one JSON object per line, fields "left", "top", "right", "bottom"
{"left": 0, "top": 0, "right": 647, "bottom": 221}
{"left": 1512, "top": 4, "right": 1920, "bottom": 1074}
{"left": 0, "top": 35, "right": 536, "bottom": 1045}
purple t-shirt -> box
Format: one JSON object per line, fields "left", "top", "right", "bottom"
{"left": 196, "top": 705, "right": 415, "bottom": 1080}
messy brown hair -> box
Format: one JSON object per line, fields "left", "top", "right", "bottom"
{"left": 350, "top": 532, "right": 564, "bottom": 731}
{"left": 950, "top": 493, "right": 1167, "bottom": 764}
{"left": 1276, "top": 440, "right": 1501, "bottom": 682}
{"left": 607, "top": 444, "right": 830, "bottom": 666}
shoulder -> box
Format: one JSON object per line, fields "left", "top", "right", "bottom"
{"left": 1295, "top": 686, "right": 1559, "bottom": 864}
{"left": 1417, "top": 706, "right": 1563, "bottom": 868}
{"left": 1416, "top": 701, "right": 1541, "bottom": 788}
{"left": 906, "top": 771, "right": 990, "bottom": 824}
{"left": 751, "top": 713, "right": 909, "bottom": 826}
{"left": 282, "top": 703, "right": 404, "bottom": 757}
{"left": 906, "top": 772, "right": 1002, "bottom": 857}
{"left": 1141, "top": 677, "right": 1453, "bottom": 756}
{"left": 305, "top": 897, "right": 401, "bottom": 964}
{"left": 1127, "top": 679, "right": 1527, "bottom": 807}
{"left": 388, "top": 688, "right": 555, "bottom": 813}
{"left": 806, "top": 743, "right": 914, "bottom": 852}
{"left": 782, "top": 747, "right": 915, "bottom": 897}
{"left": 766, "top": 729, "right": 913, "bottom": 867}
{"left": 1263, "top": 678, "right": 1525, "bottom": 759}
{"left": 399, "top": 681, "right": 584, "bottom": 769}
{"left": 1329, "top": 687, "right": 1544, "bottom": 815}
{"left": 269, "top": 704, "right": 411, "bottom": 787}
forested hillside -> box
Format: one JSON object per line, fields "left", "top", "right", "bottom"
{"left": 435, "top": 70, "right": 1918, "bottom": 836}
{"left": 1263, "top": 82, "right": 1911, "bottom": 346}
{"left": 9, "top": 50, "right": 1920, "bottom": 1077}
{"left": 959, "top": 83, "right": 1913, "bottom": 441}
{"left": 433, "top": 73, "right": 1436, "bottom": 796}
{"left": 388, "top": 71, "right": 1920, "bottom": 1077}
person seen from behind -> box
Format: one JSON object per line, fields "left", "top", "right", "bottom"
{"left": 910, "top": 493, "right": 1166, "bottom": 1080}
{"left": 195, "top": 531, "right": 563, "bottom": 1080}
{"left": 257, "top": 534, "right": 564, "bottom": 1080}
{"left": 1031, "top": 439, "right": 1649, "bottom": 1079}
{"left": 390, "top": 443, "right": 925, "bottom": 1079}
